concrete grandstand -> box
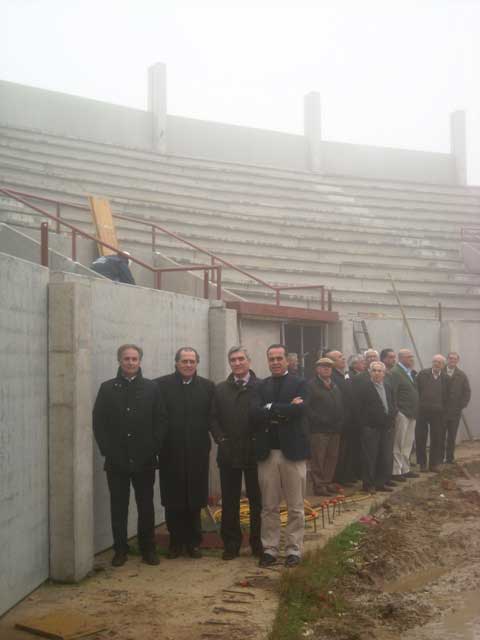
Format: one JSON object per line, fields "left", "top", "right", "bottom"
{"left": 1, "top": 67, "right": 479, "bottom": 614}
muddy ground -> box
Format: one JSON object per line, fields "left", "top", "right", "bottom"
{"left": 305, "top": 460, "right": 480, "bottom": 640}
{"left": 1, "top": 443, "right": 480, "bottom": 640}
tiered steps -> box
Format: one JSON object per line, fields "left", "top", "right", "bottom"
{"left": 1, "top": 124, "right": 480, "bottom": 319}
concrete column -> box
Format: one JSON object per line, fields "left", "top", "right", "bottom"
{"left": 148, "top": 62, "right": 167, "bottom": 153}
{"left": 49, "top": 278, "right": 94, "bottom": 582}
{"left": 304, "top": 91, "right": 323, "bottom": 172}
{"left": 208, "top": 303, "right": 239, "bottom": 383}
{"left": 450, "top": 110, "right": 467, "bottom": 185}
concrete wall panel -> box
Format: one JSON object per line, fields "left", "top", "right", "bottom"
{"left": 85, "top": 277, "right": 211, "bottom": 552}
{"left": 239, "top": 319, "right": 280, "bottom": 379}
{"left": 0, "top": 253, "right": 49, "bottom": 615}
{"left": 0, "top": 80, "right": 152, "bottom": 149}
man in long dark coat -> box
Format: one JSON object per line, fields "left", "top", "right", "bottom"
{"left": 93, "top": 344, "right": 166, "bottom": 567}
{"left": 156, "top": 347, "right": 215, "bottom": 559}
{"left": 210, "top": 346, "right": 262, "bottom": 560}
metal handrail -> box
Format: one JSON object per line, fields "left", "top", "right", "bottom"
{"left": 0, "top": 186, "right": 332, "bottom": 309}
{"left": 0, "top": 187, "right": 222, "bottom": 300}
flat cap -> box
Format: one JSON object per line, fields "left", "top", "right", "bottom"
{"left": 315, "top": 357, "right": 334, "bottom": 367}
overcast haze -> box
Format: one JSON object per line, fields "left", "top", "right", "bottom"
{"left": 3, "top": 0, "right": 480, "bottom": 183}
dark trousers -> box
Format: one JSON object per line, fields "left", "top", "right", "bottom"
{"left": 361, "top": 426, "right": 394, "bottom": 489}
{"left": 415, "top": 409, "right": 445, "bottom": 468}
{"left": 444, "top": 416, "right": 461, "bottom": 463}
{"left": 335, "top": 428, "right": 361, "bottom": 483}
{"left": 106, "top": 467, "right": 155, "bottom": 554}
{"left": 219, "top": 466, "right": 262, "bottom": 553}
{"left": 310, "top": 432, "right": 341, "bottom": 493}
{"left": 165, "top": 507, "right": 202, "bottom": 549}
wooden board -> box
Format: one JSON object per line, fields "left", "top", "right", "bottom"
{"left": 15, "top": 610, "right": 107, "bottom": 639}
{"left": 88, "top": 196, "right": 118, "bottom": 256}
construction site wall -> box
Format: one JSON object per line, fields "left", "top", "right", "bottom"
{"left": 0, "top": 253, "right": 49, "bottom": 616}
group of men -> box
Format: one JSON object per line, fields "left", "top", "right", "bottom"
{"left": 93, "top": 342, "right": 470, "bottom": 570}
{"left": 307, "top": 347, "right": 471, "bottom": 498}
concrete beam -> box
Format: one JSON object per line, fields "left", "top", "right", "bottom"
{"left": 148, "top": 62, "right": 167, "bottom": 153}
{"left": 208, "top": 303, "right": 239, "bottom": 383}
{"left": 450, "top": 110, "right": 467, "bottom": 185}
{"left": 304, "top": 91, "right": 323, "bottom": 172}
{"left": 49, "top": 278, "right": 94, "bottom": 582}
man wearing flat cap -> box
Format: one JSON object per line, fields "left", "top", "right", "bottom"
{"left": 305, "top": 358, "right": 344, "bottom": 495}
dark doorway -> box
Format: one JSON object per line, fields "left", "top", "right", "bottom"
{"left": 284, "top": 324, "right": 327, "bottom": 378}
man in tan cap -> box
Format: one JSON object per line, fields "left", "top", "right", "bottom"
{"left": 305, "top": 358, "right": 344, "bottom": 496}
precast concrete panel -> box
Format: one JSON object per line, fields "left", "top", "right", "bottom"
{"left": 0, "top": 253, "right": 49, "bottom": 615}
{"left": 88, "top": 279, "right": 211, "bottom": 552}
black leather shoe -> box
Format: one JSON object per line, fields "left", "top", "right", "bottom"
{"left": 166, "top": 546, "right": 183, "bottom": 559}
{"left": 375, "top": 485, "right": 393, "bottom": 492}
{"left": 284, "top": 555, "right": 301, "bottom": 568}
{"left": 403, "top": 471, "right": 419, "bottom": 479}
{"left": 259, "top": 553, "right": 277, "bottom": 568}
{"left": 391, "top": 475, "right": 407, "bottom": 482}
{"left": 385, "top": 480, "right": 397, "bottom": 487}
{"left": 222, "top": 549, "right": 239, "bottom": 561}
{"left": 142, "top": 550, "right": 160, "bottom": 565}
{"left": 186, "top": 546, "right": 203, "bottom": 559}
{"left": 111, "top": 551, "right": 128, "bottom": 567}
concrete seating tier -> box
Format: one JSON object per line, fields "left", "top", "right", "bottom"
{"left": 1, "top": 124, "right": 479, "bottom": 319}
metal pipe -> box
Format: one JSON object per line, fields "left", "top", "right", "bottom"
{"left": 71, "top": 230, "right": 77, "bottom": 262}
{"left": 40, "top": 222, "right": 49, "bottom": 267}
{"left": 216, "top": 266, "right": 222, "bottom": 300}
{"left": 155, "top": 271, "right": 161, "bottom": 290}
{"left": 328, "top": 289, "right": 332, "bottom": 311}
{"left": 55, "top": 202, "right": 61, "bottom": 234}
{"left": 275, "top": 289, "right": 280, "bottom": 306}
{"left": 203, "top": 270, "right": 209, "bottom": 299}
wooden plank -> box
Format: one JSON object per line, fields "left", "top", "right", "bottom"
{"left": 226, "top": 301, "right": 338, "bottom": 323}
{"left": 88, "top": 196, "right": 118, "bottom": 256}
{"left": 15, "top": 610, "right": 107, "bottom": 639}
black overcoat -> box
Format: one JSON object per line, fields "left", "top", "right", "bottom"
{"left": 93, "top": 368, "right": 166, "bottom": 473}
{"left": 210, "top": 370, "right": 260, "bottom": 469}
{"left": 353, "top": 379, "right": 397, "bottom": 430}
{"left": 156, "top": 371, "right": 215, "bottom": 509}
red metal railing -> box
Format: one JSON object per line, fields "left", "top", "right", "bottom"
{"left": 1, "top": 187, "right": 222, "bottom": 300}
{"left": 0, "top": 187, "right": 332, "bottom": 309}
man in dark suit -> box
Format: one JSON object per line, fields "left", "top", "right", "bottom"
{"left": 415, "top": 355, "right": 449, "bottom": 472}
{"left": 354, "top": 361, "right": 397, "bottom": 493}
{"left": 444, "top": 352, "right": 471, "bottom": 463}
{"left": 210, "top": 346, "right": 262, "bottom": 560}
{"left": 156, "top": 347, "right": 215, "bottom": 559}
{"left": 93, "top": 344, "right": 166, "bottom": 567}
{"left": 250, "top": 344, "right": 309, "bottom": 568}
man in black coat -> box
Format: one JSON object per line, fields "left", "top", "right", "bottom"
{"left": 93, "top": 344, "right": 166, "bottom": 566}
{"left": 444, "top": 352, "right": 471, "bottom": 463}
{"left": 354, "top": 361, "right": 397, "bottom": 493}
{"left": 210, "top": 346, "right": 262, "bottom": 560}
{"left": 415, "top": 354, "right": 450, "bottom": 472}
{"left": 250, "top": 344, "right": 309, "bottom": 569}
{"left": 156, "top": 347, "right": 215, "bottom": 559}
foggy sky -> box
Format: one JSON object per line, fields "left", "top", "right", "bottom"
{"left": 3, "top": 0, "right": 480, "bottom": 184}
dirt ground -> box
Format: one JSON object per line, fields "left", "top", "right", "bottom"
{"left": 1, "top": 441, "right": 480, "bottom": 640}
{"left": 304, "top": 451, "right": 480, "bottom": 640}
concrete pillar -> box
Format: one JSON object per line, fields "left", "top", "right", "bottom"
{"left": 304, "top": 91, "right": 323, "bottom": 172}
{"left": 148, "top": 62, "right": 167, "bottom": 153}
{"left": 450, "top": 110, "right": 467, "bottom": 185}
{"left": 49, "top": 278, "right": 94, "bottom": 582}
{"left": 208, "top": 303, "right": 239, "bottom": 383}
